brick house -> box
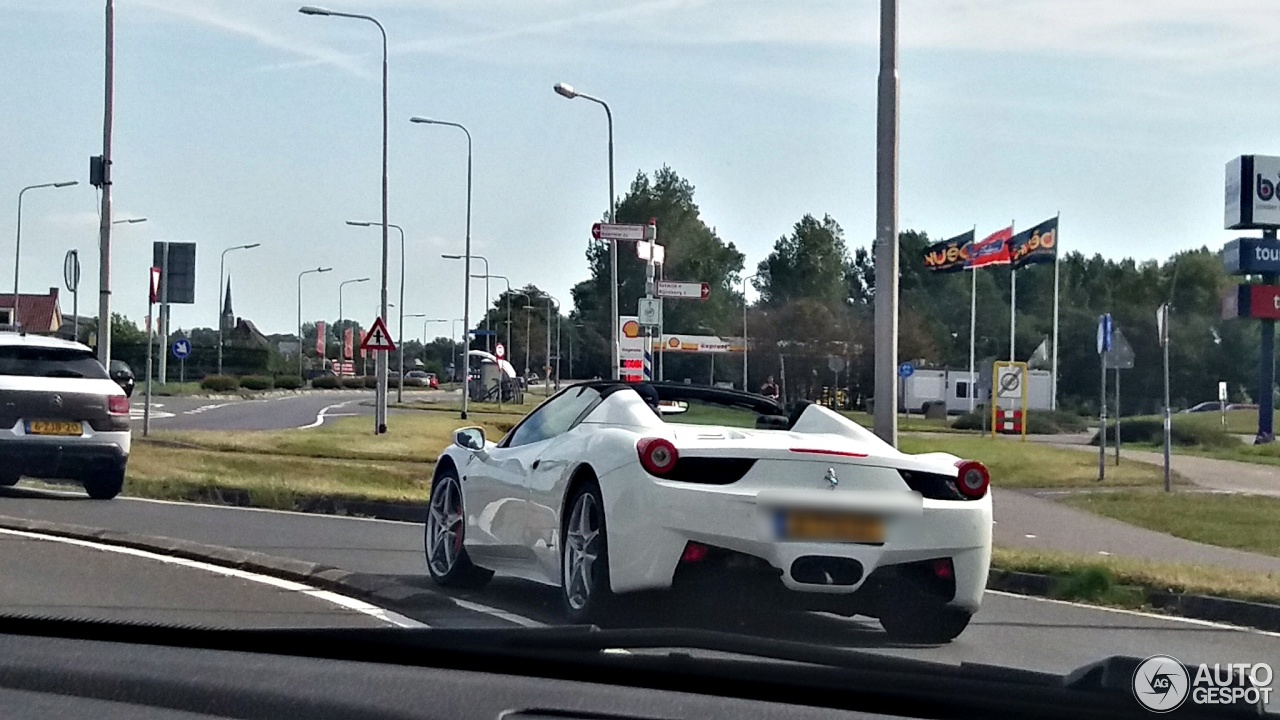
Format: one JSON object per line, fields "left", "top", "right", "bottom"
{"left": 0, "top": 288, "right": 63, "bottom": 334}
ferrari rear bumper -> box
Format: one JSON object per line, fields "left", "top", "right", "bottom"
{"left": 601, "top": 469, "right": 992, "bottom": 612}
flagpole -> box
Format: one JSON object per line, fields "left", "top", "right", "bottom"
{"left": 1009, "top": 220, "right": 1017, "bottom": 362}
{"left": 968, "top": 225, "right": 977, "bottom": 413}
{"left": 1051, "top": 212, "right": 1061, "bottom": 411}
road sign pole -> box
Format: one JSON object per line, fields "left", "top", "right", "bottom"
{"left": 1114, "top": 368, "right": 1121, "bottom": 465}
{"left": 1259, "top": 231, "right": 1278, "bottom": 445}
{"left": 1162, "top": 305, "right": 1172, "bottom": 492}
{"left": 1099, "top": 349, "right": 1107, "bottom": 482}
{"left": 144, "top": 296, "right": 153, "bottom": 438}
{"left": 158, "top": 242, "right": 169, "bottom": 385}
{"left": 181, "top": 356, "right": 186, "bottom": 385}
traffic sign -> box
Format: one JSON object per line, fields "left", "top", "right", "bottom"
{"left": 1096, "top": 313, "right": 1113, "bottom": 354}
{"left": 897, "top": 362, "right": 914, "bottom": 379}
{"left": 829, "top": 356, "right": 847, "bottom": 373}
{"left": 591, "top": 223, "right": 647, "bottom": 242}
{"left": 637, "top": 297, "right": 662, "bottom": 326}
{"left": 495, "top": 342, "right": 506, "bottom": 359}
{"left": 1104, "top": 328, "right": 1135, "bottom": 370}
{"left": 149, "top": 267, "right": 162, "bottom": 304}
{"left": 359, "top": 316, "right": 397, "bottom": 352}
{"left": 996, "top": 364, "right": 1024, "bottom": 399}
{"left": 171, "top": 339, "right": 191, "bottom": 360}
{"left": 656, "top": 280, "right": 710, "bottom": 301}
{"left": 63, "top": 250, "right": 80, "bottom": 293}
{"left": 1156, "top": 304, "right": 1169, "bottom": 347}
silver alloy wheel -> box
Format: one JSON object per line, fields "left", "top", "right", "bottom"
{"left": 427, "top": 475, "right": 464, "bottom": 577}
{"left": 563, "top": 491, "right": 601, "bottom": 611}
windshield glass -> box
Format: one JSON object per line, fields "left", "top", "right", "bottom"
{"left": 0, "top": 346, "right": 109, "bottom": 379}
{"left": 6, "top": 4, "right": 1280, "bottom": 715}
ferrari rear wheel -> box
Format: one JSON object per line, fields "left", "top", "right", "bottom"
{"left": 561, "top": 481, "right": 613, "bottom": 624}
{"left": 878, "top": 601, "right": 972, "bottom": 644}
{"left": 425, "top": 470, "right": 492, "bottom": 588}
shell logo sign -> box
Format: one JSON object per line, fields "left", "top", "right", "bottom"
{"left": 622, "top": 320, "right": 641, "bottom": 338}
{"left": 667, "top": 337, "right": 680, "bottom": 349}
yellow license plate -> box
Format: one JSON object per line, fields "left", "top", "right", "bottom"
{"left": 27, "top": 420, "right": 83, "bottom": 437}
{"left": 780, "top": 511, "right": 885, "bottom": 544}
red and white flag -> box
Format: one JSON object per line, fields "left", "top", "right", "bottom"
{"left": 964, "top": 226, "right": 1013, "bottom": 269}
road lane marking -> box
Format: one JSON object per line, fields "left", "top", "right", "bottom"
{"left": 451, "top": 598, "right": 546, "bottom": 628}
{"left": 298, "top": 400, "right": 359, "bottom": 430}
{"left": 985, "top": 589, "right": 1280, "bottom": 638}
{"left": 0, "top": 528, "right": 425, "bottom": 629}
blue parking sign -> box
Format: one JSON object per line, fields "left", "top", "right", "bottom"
{"left": 172, "top": 339, "right": 191, "bottom": 359}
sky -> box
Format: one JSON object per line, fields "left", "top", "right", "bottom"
{"left": 2, "top": 0, "right": 1279, "bottom": 340}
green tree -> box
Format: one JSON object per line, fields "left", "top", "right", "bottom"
{"left": 570, "top": 167, "right": 745, "bottom": 380}
{"left": 754, "top": 214, "right": 849, "bottom": 308}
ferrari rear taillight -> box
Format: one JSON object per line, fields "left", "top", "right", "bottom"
{"left": 953, "top": 460, "right": 990, "bottom": 499}
{"left": 680, "top": 542, "right": 710, "bottom": 564}
{"left": 932, "top": 558, "right": 954, "bottom": 580}
{"left": 107, "top": 395, "right": 130, "bottom": 415}
{"left": 637, "top": 437, "right": 679, "bottom": 477}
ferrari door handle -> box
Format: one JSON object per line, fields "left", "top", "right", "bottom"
{"left": 531, "top": 459, "right": 541, "bottom": 470}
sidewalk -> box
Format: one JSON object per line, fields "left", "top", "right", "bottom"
{"left": 994, "top": 489, "right": 1280, "bottom": 574}
{"left": 1043, "top": 442, "right": 1280, "bottom": 497}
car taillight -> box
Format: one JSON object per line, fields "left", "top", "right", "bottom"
{"left": 108, "top": 395, "right": 130, "bottom": 415}
{"left": 637, "top": 437, "right": 679, "bottom": 477}
{"left": 680, "top": 542, "right": 710, "bottom": 564}
{"left": 953, "top": 460, "right": 990, "bottom": 499}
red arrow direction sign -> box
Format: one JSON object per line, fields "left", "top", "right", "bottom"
{"left": 656, "top": 280, "right": 711, "bottom": 301}
{"left": 359, "top": 316, "right": 397, "bottom": 352}
{"left": 591, "top": 222, "right": 648, "bottom": 242}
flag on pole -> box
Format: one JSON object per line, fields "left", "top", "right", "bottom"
{"left": 965, "top": 226, "right": 1013, "bottom": 269}
{"left": 1010, "top": 216, "right": 1059, "bottom": 269}
{"left": 315, "top": 321, "right": 326, "bottom": 356}
{"left": 922, "top": 230, "right": 975, "bottom": 273}
{"left": 343, "top": 327, "right": 355, "bottom": 361}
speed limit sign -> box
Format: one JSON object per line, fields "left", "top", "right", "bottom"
{"left": 495, "top": 342, "right": 506, "bottom": 359}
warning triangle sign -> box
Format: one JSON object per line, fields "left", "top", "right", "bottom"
{"left": 359, "top": 316, "right": 397, "bottom": 352}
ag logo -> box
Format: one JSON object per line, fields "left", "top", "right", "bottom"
{"left": 1133, "top": 655, "right": 1189, "bottom": 713}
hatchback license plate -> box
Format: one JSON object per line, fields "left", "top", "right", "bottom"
{"left": 26, "top": 420, "right": 83, "bottom": 437}
{"left": 778, "top": 510, "right": 884, "bottom": 543}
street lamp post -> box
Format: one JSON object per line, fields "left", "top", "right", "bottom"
{"left": 415, "top": 117, "right": 474, "bottom": 419}
{"left": 421, "top": 318, "right": 450, "bottom": 368}
{"left": 742, "top": 273, "right": 759, "bottom": 392}
{"left": 553, "top": 82, "right": 618, "bottom": 381}
{"left": 300, "top": 5, "right": 391, "bottom": 435}
{"left": 523, "top": 304, "right": 535, "bottom": 380}
{"left": 349, "top": 220, "right": 409, "bottom": 401}
{"left": 218, "top": 243, "right": 261, "bottom": 375}
{"left": 338, "top": 277, "right": 370, "bottom": 374}
{"left": 473, "top": 273, "right": 516, "bottom": 362}
{"left": 13, "top": 181, "right": 78, "bottom": 328}
{"left": 546, "top": 294, "right": 560, "bottom": 394}
{"left": 297, "top": 266, "right": 332, "bottom": 378}
{"left": 96, "top": 0, "right": 115, "bottom": 367}
{"left": 451, "top": 319, "right": 462, "bottom": 385}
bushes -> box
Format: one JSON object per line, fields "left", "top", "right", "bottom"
{"left": 952, "top": 408, "right": 1091, "bottom": 434}
{"left": 363, "top": 375, "right": 378, "bottom": 389}
{"left": 311, "top": 375, "right": 341, "bottom": 390}
{"left": 1090, "top": 418, "right": 1236, "bottom": 449}
{"left": 342, "top": 377, "right": 367, "bottom": 389}
{"left": 239, "top": 375, "right": 274, "bottom": 391}
{"left": 274, "top": 375, "right": 304, "bottom": 390}
{"left": 200, "top": 375, "right": 240, "bottom": 393}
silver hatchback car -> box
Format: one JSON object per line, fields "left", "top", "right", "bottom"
{"left": 0, "top": 333, "right": 131, "bottom": 499}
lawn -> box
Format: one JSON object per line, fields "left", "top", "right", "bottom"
{"left": 991, "top": 546, "right": 1280, "bottom": 607}
{"left": 899, "top": 435, "right": 1173, "bottom": 489}
{"left": 1060, "top": 491, "right": 1280, "bottom": 557}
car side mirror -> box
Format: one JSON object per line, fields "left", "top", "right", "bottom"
{"left": 454, "top": 427, "right": 486, "bottom": 451}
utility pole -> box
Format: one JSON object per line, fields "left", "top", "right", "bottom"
{"left": 872, "top": 0, "right": 900, "bottom": 445}
{"left": 96, "top": 0, "right": 116, "bottom": 365}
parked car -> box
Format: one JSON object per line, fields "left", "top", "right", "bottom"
{"left": 405, "top": 370, "right": 439, "bottom": 388}
{"left": 1181, "top": 401, "right": 1258, "bottom": 413}
{"left": 108, "top": 359, "right": 135, "bottom": 397}
{"left": 0, "top": 332, "right": 130, "bottom": 498}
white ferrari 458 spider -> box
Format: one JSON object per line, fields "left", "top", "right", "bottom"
{"left": 427, "top": 381, "right": 992, "bottom": 642}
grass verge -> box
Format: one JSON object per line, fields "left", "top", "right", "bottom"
{"left": 992, "top": 546, "right": 1280, "bottom": 607}
{"left": 899, "top": 435, "right": 1176, "bottom": 489}
{"left": 1059, "top": 490, "right": 1280, "bottom": 557}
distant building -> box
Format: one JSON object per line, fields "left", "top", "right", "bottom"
{"left": 220, "top": 277, "right": 270, "bottom": 349}
{"left": 0, "top": 288, "right": 63, "bottom": 334}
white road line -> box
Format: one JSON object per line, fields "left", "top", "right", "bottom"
{"left": 297, "top": 400, "right": 358, "bottom": 430}
{"left": 0, "top": 528, "right": 425, "bottom": 629}
{"left": 451, "top": 598, "right": 546, "bottom": 628}
{"left": 985, "top": 589, "right": 1280, "bottom": 638}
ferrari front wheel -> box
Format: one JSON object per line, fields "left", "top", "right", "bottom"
{"left": 561, "top": 481, "right": 614, "bottom": 624}
{"left": 425, "top": 470, "right": 492, "bottom": 588}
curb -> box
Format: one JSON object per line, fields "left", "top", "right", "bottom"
{"left": 986, "top": 568, "right": 1280, "bottom": 632}
{"left": 134, "top": 487, "right": 429, "bottom": 523}
{"left": 0, "top": 515, "right": 450, "bottom": 620}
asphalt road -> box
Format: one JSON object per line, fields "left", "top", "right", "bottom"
{"left": 0, "top": 528, "right": 395, "bottom": 628}
{"left": 0, "top": 488, "right": 1275, "bottom": 677}
{"left": 130, "top": 391, "right": 374, "bottom": 431}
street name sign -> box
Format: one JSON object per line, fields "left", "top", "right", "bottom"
{"left": 591, "top": 223, "right": 647, "bottom": 242}
{"left": 656, "top": 281, "right": 710, "bottom": 301}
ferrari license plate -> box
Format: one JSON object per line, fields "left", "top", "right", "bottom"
{"left": 777, "top": 510, "right": 884, "bottom": 544}
{"left": 26, "top": 420, "right": 83, "bottom": 437}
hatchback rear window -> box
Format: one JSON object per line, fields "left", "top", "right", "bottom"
{"left": 0, "top": 347, "right": 110, "bottom": 379}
